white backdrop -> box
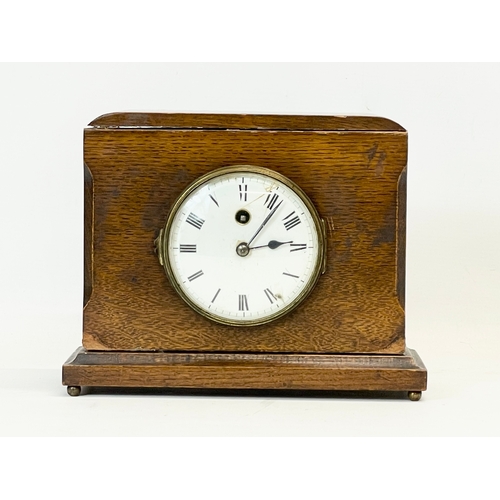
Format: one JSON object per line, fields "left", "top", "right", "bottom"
{"left": 1, "top": 63, "right": 499, "bottom": 436}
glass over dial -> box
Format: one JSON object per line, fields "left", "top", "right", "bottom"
{"left": 157, "top": 165, "right": 326, "bottom": 326}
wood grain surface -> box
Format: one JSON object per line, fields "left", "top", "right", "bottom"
{"left": 82, "top": 114, "right": 408, "bottom": 354}
{"left": 89, "top": 112, "right": 406, "bottom": 132}
{"left": 63, "top": 347, "right": 427, "bottom": 392}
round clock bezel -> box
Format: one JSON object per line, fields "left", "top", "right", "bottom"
{"left": 157, "top": 165, "right": 327, "bottom": 327}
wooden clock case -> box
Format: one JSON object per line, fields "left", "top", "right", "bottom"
{"left": 63, "top": 112, "right": 427, "bottom": 399}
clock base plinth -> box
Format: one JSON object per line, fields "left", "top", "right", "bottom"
{"left": 63, "top": 347, "right": 427, "bottom": 399}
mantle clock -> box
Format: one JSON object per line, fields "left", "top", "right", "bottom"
{"left": 62, "top": 112, "right": 427, "bottom": 400}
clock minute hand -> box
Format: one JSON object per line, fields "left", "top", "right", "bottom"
{"left": 247, "top": 200, "right": 283, "bottom": 247}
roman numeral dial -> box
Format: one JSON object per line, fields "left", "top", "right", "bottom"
{"left": 159, "top": 166, "right": 325, "bottom": 326}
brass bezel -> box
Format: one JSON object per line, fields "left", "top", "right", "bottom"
{"left": 156, "top": 165, "right": 327, "bottom": 327}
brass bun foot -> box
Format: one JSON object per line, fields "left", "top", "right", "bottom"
{"left": 67, "top": 386, "right": 82, "bottom": 397}
{"left": 408, "top": 391, "right": 422, "bottom": 401}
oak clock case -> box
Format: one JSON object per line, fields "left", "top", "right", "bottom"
{"left": 62, "top": 112, "right": 427, "bottom": 400}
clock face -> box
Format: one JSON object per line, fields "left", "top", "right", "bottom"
{"left": 158, "top": 165, "right": 325, "bottom": 326}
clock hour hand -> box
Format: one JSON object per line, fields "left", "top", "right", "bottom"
{"left": 249, "top": 240, "right": 293, "bottom": 250}
{"left": 247, "top": 200, "right": 283, "bottom": 246}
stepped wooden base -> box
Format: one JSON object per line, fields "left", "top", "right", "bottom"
{"left": 62, "top": 347, "right": 427, "bottom": 399}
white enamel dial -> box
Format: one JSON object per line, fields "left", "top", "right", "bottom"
{"left": 160, "top": 165, "right": 325, "bottom": 326}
